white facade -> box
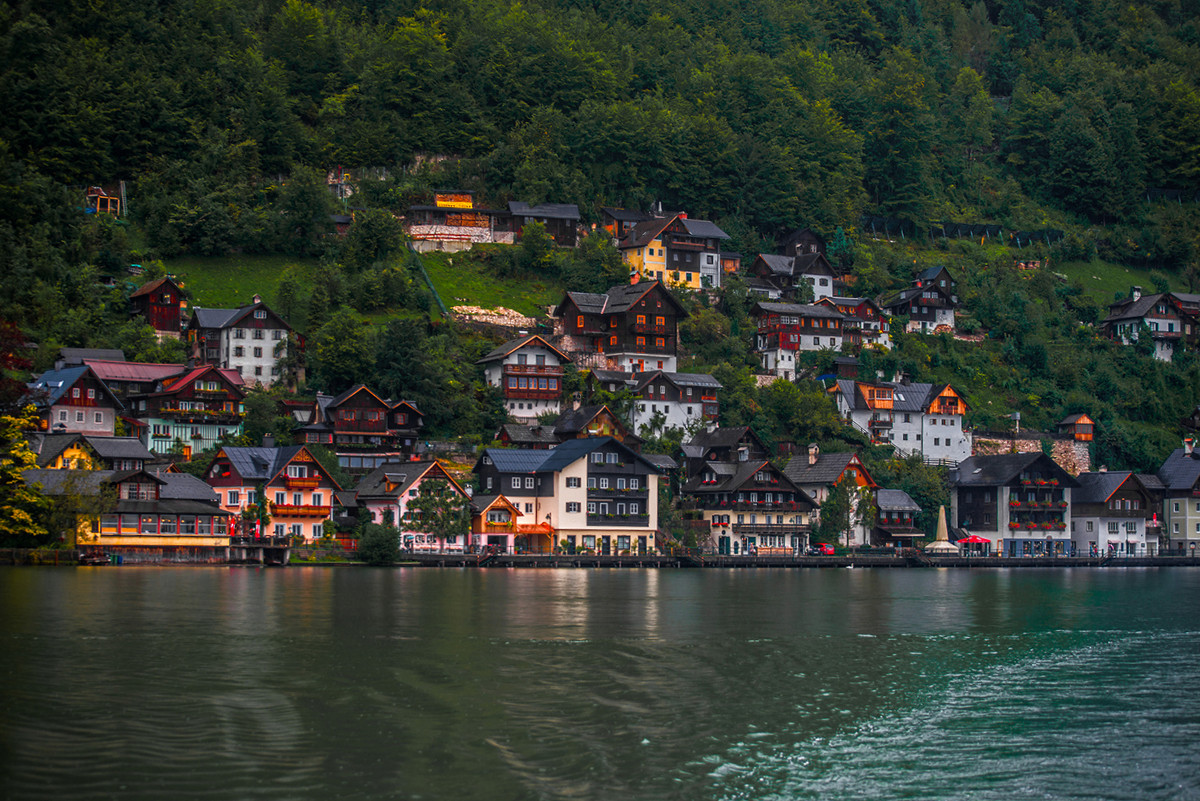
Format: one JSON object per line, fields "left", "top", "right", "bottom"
{"left": 218, "top": 324, "right": 290, "bottom": 386}
{"left": 801, "top": 271, "right": 835, "bottom": 301}
{"left": 610, "top": 351, "right": 677, "bottom": 372}
{"left": 480, "top": 339, "right": 568, "bottom": 422}
{"left": 631, "top": 397, "right": 707, "bottom": 433}
{"left": 49, "top": 403, "right": 115, "bottom": 436}
{"left": 1070, "top": 514, "right": 1149, "bottom": 556}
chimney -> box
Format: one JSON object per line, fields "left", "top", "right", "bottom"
{"left": 263, "top": 433, "right": 275, "bottom": 448}
{"left": 808, "top": 442, "right": 820, "bottom": 466}
{"left": 1131, "top": 286, "right": 1142, "bottom": 302}
{"left": 1186, "top": 438, "right": 1195, "bottom": 456}
{"left": 630, "top": 270, "right": 640, "bottom": 286}
{"left": 1099, "top": 465, "right": 1107, "bottom": 472}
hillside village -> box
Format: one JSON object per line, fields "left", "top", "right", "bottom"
{"left": 12, "top": 188, "right": 1200, "bottom": 564}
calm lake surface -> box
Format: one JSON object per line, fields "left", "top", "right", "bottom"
{"left": 1, "top": 566, "right": 1198, "bottom": 800}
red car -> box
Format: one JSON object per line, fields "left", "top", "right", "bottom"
{"left": 808, "top": 543, "right": 835, "bottom": 556}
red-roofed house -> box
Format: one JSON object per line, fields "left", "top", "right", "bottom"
{"left": 130, "top": 276, "right": 185, "bottom": 339}
{"left": 130, "top": 364, "right": 246, "bottom": 457}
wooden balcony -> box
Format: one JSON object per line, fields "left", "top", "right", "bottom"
{"left": 505, "top": 388, "right": 561, "bottom": 400}
{"left": 503, "top": 364, "right": 564, "bottom": 376}
{"left": 285, "top": 477, "right": 320, "bottom": 490}
{"left": 271, "top": 504, "right": 331, "bottom": 518}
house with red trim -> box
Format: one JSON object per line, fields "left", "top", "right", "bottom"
{"left": 205, "top": 445, "right": 341, "bottom": 542}
{"left": 783, "top": 444, "right": 878, "bottom": 546}
{"left": 476, "top": 334, "right": 571, "bottom": 421}
{"left": 128, "top": 364, "right": 246, "bottom": 457}
{"left": 26, "top": 365, "right": 123, "bottom": 436}
{"left": 352, "top": 460, "right": 471, "bottom": 552}
{"left": 296, "top": 385, "right": 423, "bottom": 473}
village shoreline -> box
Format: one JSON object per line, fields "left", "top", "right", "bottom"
{"left": 6, "top": 548, "right": 1200, "bottom": 570}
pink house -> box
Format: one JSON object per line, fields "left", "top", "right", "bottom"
{"left": 352, "top": 460, "right": 471, "bottom": 552}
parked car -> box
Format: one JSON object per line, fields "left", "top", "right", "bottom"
{"left": 808, "top": 543, "right": 835, "bottom": 556}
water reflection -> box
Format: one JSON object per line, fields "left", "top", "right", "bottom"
{"left": 1, "top": 567, "right": 1197, "bottom": 800}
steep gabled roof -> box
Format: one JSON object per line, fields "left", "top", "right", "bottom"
{"left": 783, "top": 451, "right": 863, "bottom": 487}
{"left": 478, "top": 448, "right": 551, "bottom": 474}
{"left": 553, "top": 405, "right": 615, "bottom": 436}
{"left": 496, "top": 423, "right": 559, "bottom": 446}
{"left": 326, "top": 384, "right": 389, "bottom": 409}
{"left": 602, "top": 280, "right": 687, "bottom": 316}
{"left": 793, "top": 252, "right": 835, "bottom": 276}
{"left": 618, "top": 215, "right": 676, "bottom": 249}
{"left": 154, "top": 364, "right": 245, "bottom": 398}
{"left": 684, "top": 426, "right": 762, "bottom": 453}
{"left": 476, "top": 334, "right": 570, "bottom": 365}
{"left": 1157, "top": 448, "right": 1200, "bottom": 491}
{"left": 216, "top": 445, "right": 340, "bottom": 489}
{"left": 1073, "top": 471, "right": 1140, "bottom": 504}
{"left": 876, "top": 488, "right": 921, "bottom": 512}
{"left": 536, "top": 436, "right": 660, "bottom": 474}
{"left": 84, "top": 359, "right": 187, "bottom": 383}
{"left": 952, "top": 453, "right": 1079, "bottom": 487}
{"left": 130, "top": 276, "right": 182, "bottom": 299}
{"left": 353, "top": 460, "right": 457, "bottom": 500}
{"left": 26, "top": 366, "right": 123, "bottom": 410}
{"left": 190, "top": 307, "right": 242, "bottom": 329}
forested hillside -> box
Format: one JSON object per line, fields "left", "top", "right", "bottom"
{"left": 2, "top": 0, "right": 1200, "bottom": 472}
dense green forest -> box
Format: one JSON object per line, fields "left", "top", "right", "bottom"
{"left": 2, "top": 0, "right": 1200, "bottom": 479}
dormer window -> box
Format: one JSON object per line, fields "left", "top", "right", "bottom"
{"left": 254, "top": 310, "right": 266, "bottom": 319}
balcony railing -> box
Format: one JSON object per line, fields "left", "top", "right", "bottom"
{"left": 285, "top": 477, "right": 320, "bottom": 490}
{"left": 505, "top": 389, "right": 561, "bottom": 400}
{"left": 630, "top": 323, "right": 671, "bottom": 335}
{"left": 503, "top": 364, "right": 565, "bottom": 376}
{"left": 271, "top": 504, "right": 331, "bottom": 518}
{"left": 587, "top": 513, "right": 651, "bottom": 526}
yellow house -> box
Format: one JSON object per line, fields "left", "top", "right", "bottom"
{"left": 26, "top": 468, "right": 232, "bottom": 558}
{"left": 616, "top": 213, "right": 730, "bottom": 291}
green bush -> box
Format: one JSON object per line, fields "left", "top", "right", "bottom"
{"left": 356, "top": 523, "right": 400, "bottom": 566}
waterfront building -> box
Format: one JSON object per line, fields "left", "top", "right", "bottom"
{"left": 352, "top": 460, "right": 471, "bottom": 553}
{"left": 682, "top": 454, "right": 816, "bottom": 555}
{"left": 1157, "top": 442, "right": 1200, "bottom": 554}
{"left": 873, "top": 488, "right": 924, "bottom": 548}
{"left": 782, "top": 444, "right": 877, "bottom": 546}
{"left": 950, "top": 452, "right": 1079, "bottom": 557}
{"left": 27, "top": 468, "right": 231, "bottom": 558}
{"left": 205, "top": 445, "right": 341, "bottom": 542}
{"left": 1070, "top": 471, "right": 1163, "bottom": 556}
{"left": 473, "top": 437, "right": 662, "bottom": 555}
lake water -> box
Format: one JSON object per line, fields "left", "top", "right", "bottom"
{"left": 1, "top": 566, "right": 1198, "bottom": 800}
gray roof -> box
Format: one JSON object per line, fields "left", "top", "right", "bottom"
{"left": 354, "top": 461, "right": 442, "bottom": 499}
{"left": 684, "top": 426, "right": 757, "bottom": 451}
{"left": 752, "top": 302, "right": 843, "bottom": 319}
{"left": 642, "top": 454, "right": 678, "bottom": 471}
{"left": 1157, "top": 448, "right": 1200, "bottom": 491}
{"left": 952, "top": 453, "right": 1079, "bottom": 487}
{"left": 680, "top": 218, "right": 730, "bottom": 240}
{"left": 158, "top": 473, "right": 220, "bottom": 502}
{"left": 476, "top": 335, "right": 568, "bottom": 365}
{"left": 497, "top": 424, "right": 559, "bottom": 445}
{"left": 1073, "top": 472, "right": 1138, "bottom": 504}
{"left": 481, "top": 448, "right": 552, "bottom": 474}
{"left": 1137, "top": 473, "right": 1166, "bottom": 492}
{"left": 58, "top": 347, "right": 125, "bottom": 365}
{"left": 24, "top": 468, "right": 113, "bottom": 496}
{"left": 756, "top": 254, "right": 795, "bottom": 276}
{"left": 564, "top": 291, "right": 609, "bottom": 314}
{"left": 190, "top": 307, "right": 242, "bottom": 329}
{"left": 539, "top": 436, "right": 660, "bottom": 474}
{"left": 634, "top": 371, "right": 721, "bottom": 392}
{"left": 834, "top": 379, "right": 945, "bottom": 413}
{"left": 783, "top": 452, "right": 859, "bottom": 487}
{"left": 508, "top": 201, "right": 581, "bottom": 220}
{"left": 87, "top": 436, "right": 156, "bottom": 461}
{"left": 220, "top": 446, "right": 307, "bottom": 482}
{"left": 876, "top": 488, "right": 922, "bottom": 512}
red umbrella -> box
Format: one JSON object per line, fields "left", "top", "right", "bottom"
{"left": 959, "top": 534, "right": 991, "bottom": 544}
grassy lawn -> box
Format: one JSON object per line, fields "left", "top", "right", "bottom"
{"left": 418, "top": 251, "right": 565, "bottom": 318}
{"left": 163, "top": 254, "right": 319, "bottom": 309}
{"left": 1054, "top": 258, "right": 1183, "bottom": 304}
